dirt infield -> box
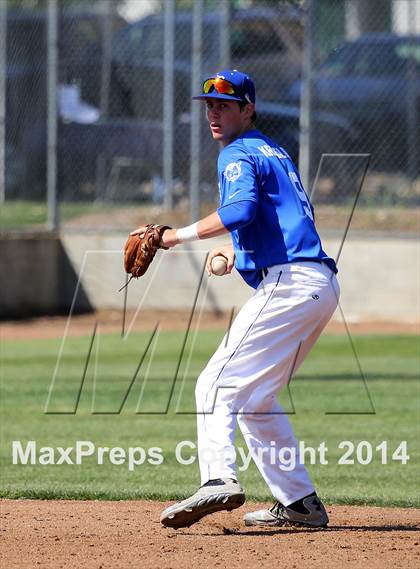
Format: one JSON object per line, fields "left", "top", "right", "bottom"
{"left": 1, "top": 500, "right": 419, "bottom": 569}
{"left": 2, "top": 314, "right": 419, "bottom": 567}
{"left": 1, "top": 309, "right": 418, "bottom": 341}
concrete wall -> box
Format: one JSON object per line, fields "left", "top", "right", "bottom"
{"left": 60, "top": 233, "right": 420, "bottom": 324}
{"left": 1, "top": 232, "right": 418, "bottom": 322}
{"left": 0, "top": 233, "right": 92, "bottom": 319}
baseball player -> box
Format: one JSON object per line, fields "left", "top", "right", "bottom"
{"left": 131, "top": 70, "right": 340, "bottom": 529}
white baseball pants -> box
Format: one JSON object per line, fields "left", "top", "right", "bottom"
{"left": 195, "top": 261, "right": 340, "bottom": 506}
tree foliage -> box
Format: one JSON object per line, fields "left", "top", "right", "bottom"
{"left": 156, "top": 0, "right": 304, "bottom": 11}
{"left": 5, "top": 0, "right": 116, "bottom": 8}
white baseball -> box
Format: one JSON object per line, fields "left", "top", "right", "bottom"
{"left": 211, "top": 255, "right": 228, "bottom": 276}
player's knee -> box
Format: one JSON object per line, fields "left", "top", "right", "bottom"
{"left": 195, "top": 373, "right": 210, "bottom": 407}
{"left": 237, "top": 395, "right": 275, "bottom": 417}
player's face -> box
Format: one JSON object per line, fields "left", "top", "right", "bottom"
{"left": 205, "top": 99, "right": 254, "bottom": 147}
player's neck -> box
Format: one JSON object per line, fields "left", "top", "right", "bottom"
{"left": 221, "top": 124, "right": 255, "bottom": 148}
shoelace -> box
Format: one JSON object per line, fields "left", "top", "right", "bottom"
{"left": 270, "top": 494, "right": 321, "bottom": 518}
{"left": 270, "top": 501, "right": 286, "bottom": 518}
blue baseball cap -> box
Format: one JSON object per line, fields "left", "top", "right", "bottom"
{"left": 192, "top": 69, "right": 256, "bottom": 103}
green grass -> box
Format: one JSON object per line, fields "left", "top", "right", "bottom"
{"left": 0, "top": 201, "right": 116, "bottom": 229}
{"left": 1, "top": 201, "right": 418, "bottom": 233}
{"left": 1, "top": 331, "right": 418, "bottom": 507}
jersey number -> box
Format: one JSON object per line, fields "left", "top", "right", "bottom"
{"left": 288, "top": 172, "right": 314, "bottom": 221}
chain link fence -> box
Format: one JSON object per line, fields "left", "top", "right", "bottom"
{"left": 1, "top": 0, "right": 419, "bottom": 233}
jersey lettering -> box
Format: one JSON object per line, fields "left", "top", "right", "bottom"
{"left": 288, "top": 171, "right": 314, "bottom": 221}
{"left": 258, "top": 145, "right": 287, "bottom": 159}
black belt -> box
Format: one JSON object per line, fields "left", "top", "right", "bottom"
{"left": 262, "top": 260, "right": 323, "bottom": 278}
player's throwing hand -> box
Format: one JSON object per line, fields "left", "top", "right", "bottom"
{"left": 206, "top": 244, "right": 235, "bottom": 276}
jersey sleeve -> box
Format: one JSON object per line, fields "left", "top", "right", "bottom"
{"left": 217, "top": 200, "right": 257, "bottom": 231}
{"left": 217, "top": 147, "right": 258, "bottom": 207}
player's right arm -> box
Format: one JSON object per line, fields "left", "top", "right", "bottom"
{"left": 145, "top": 202, "right": 256, "bottom": 248}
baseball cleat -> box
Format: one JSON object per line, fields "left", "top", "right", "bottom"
{"left": 243, "top": 492, "right": 329, "bottom": 528}
{"left": 160, "top": 478, "right": 245, "bottom": 529}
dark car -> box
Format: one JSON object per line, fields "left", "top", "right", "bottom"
{"left": 109, "top": 7, "right": 304, "bottom": 120}
{"left": 288, "top": 33, "right": 420, "bottom": 173}
{"left": 60, "top": 7, "right": 354, "bottom": 203}
{"left": 59, "top": 100, "right": 356, "bottom": 204}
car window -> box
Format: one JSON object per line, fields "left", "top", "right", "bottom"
{"left": 352, "top": 45, "right": 396, "bottom": 76}
{"left": 354, "top": 43, "right": 417, "bottom": 77}
{"left": 395, "top": 42, "right": 420, "bottom": 74}
{"left": 322, "top": 40, "right": 420, "bottom": 78}
{"left": 174, "top": 21, "right": 218, "bottom": 62}
{"left": 231, "top": 19, "right": 285, "bottom": 57}
{"left": 320, "top": 44, "right": 361, "bottom": 76}
{"left": 349, "top": 42, "right": 420, "bottom": 77}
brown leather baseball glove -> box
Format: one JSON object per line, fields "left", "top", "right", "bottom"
{"left": 121, "top": 224, "right": 172, "bottom": 288}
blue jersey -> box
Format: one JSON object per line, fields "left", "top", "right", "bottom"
{"left": 217, "top": 129, "right": 337, "bottom": 288}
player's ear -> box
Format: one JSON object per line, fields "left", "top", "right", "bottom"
{"left": 241, "top": 103, "right": 255, "bottom": 121}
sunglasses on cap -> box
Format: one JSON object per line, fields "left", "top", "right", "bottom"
{"left": 202, "top": 77, "right": 236, "bottom": 96}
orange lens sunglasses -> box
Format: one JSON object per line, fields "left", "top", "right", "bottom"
{"left": 202, "top": 77, "right": 235, "bottom": 95}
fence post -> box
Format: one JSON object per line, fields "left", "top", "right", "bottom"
{"left": 189, "top": 0, "right": 203, "bottom": 222}
{"left": 0, "top": 0, "right": 7, "bottom": 204}
{"left": 163, "top": 0, "right": 175, "bottom": 210}
{"left": 406, "top": 0, "right": 418, "bottom": 183}
{"left": 220, "top": 0, "right": 230, "bottom": 69}
{"left": 47, "top": 0, "right": 59, "bottom": 231}
{"left": 100, "top": 0, "right": 113, "bottom": 117}
{"left": 299, "top": 0, "right": 316, "bottom": 192}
